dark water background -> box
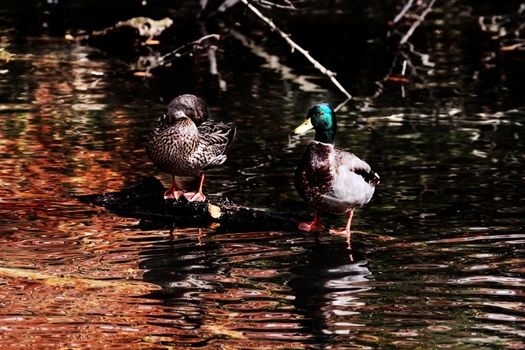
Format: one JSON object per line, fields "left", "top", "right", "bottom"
{"left": 1, "top": 1, "right": 524, "bottom": 348}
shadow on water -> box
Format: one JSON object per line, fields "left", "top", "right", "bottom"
{"left": 0, "top": 0, "right": 524, "bottom": 348}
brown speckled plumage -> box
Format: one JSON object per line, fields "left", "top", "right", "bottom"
{"left": 146, "top": 94, "right": 235, "bottom": 200}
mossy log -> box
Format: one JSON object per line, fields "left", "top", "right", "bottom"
{"left": 78, "top": 177, "right": 299, "bottom": 231}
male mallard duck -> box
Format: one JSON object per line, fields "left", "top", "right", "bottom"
{"left": 293, "top": 103, "right": 379, "bottom": 243}
{"left": 146, "top": 94, "right": 235, "bottom": 201}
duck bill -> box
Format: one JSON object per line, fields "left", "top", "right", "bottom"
{"left": 293, "top": 118, "right": 314, "bottom": 134}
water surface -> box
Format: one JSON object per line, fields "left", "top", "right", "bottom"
{"left": 1, "top": 2, "right": 524, "bottom": 348}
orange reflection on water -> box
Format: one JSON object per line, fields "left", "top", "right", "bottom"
{"left": 0, "top": 46, "right": 151, "bottom": 201}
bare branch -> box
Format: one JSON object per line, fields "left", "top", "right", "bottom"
{"left": 207, "top": 44, "right": 227, "bottom": 91}
{"left": 406, "top": 42, "right": 435, "bottom": 67}
{"left": 334, "top": 98, "right": 351, "bottom": 113}
{"left": 239, "top": 0, "right": 352, "bottom": 99}
{"left": 199, "top": 22, "right": 227, "bottom": 91}
{"left": 159, "top": 34, "right": 220, "bottom": 66}
{"left": 479, "top": 4, "right": 525, "bottom": 53}
{"left": 68, "top": 16, "right": 173, "bottom": 44}
{"left": 364, "top": 0, "right": 438, "bottom": 102}
{"left": 399, "top": 0, "right": 436, "bottom": 45}
{"left": 217, "top": 0, "right": 241, "bottom": 13}
{"left": 252, "top": 0, "right": 298, "bottom": 10}
{"left": 392, "top": 0, "right": 414, "bottom": 25}
{"left": 229, "top": 29, "right": 324, "bottom": 92}
{"left": 133, "top": 34, "right": 221, "bottom": 78}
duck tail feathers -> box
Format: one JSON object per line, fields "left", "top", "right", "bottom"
{"left": 354, "top": 168, "right": 380, "bottom": 186}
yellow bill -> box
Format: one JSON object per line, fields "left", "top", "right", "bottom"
{"left": 293, "top": 118, "right": 314, "bottom": 134}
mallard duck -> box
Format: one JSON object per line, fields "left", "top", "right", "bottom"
{"left": 146, "top": 94, "right": 235, "bottom": 201}
{"left": 293, "top": 103, "right": 379, "bottom": 243}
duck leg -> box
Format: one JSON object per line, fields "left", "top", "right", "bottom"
{"left": 343, "top": 210, "right": 354, "bottom": 245}
{"left": 164, "top": 175, "right": 185, "bottom": 200}
{"left": 330, "top": 210, "right": 354, "bottom": 245}
{"left": 187, "top": 173, "right": 207, "bottom": 202}
{"left": 298, "top": 212, "right": 325, "bottom": 232}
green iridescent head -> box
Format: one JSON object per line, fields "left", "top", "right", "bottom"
{"left": 293, "top": 103, "right": 337, "bottom": 144}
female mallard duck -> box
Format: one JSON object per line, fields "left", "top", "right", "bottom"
{"left": 293, "top": 103, "right": 379, "bottom": 243}
{"left": 146, "top": 94, "right": 235, "bottom": 202}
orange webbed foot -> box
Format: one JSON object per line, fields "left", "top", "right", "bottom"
{"left": 187, "top": 192, "right": 206, "bottom": 202}
{"left": 298, "top": 221, "right": 325, "bottom": 232}
{"left": 164, "top": 189, "right": 185, "bottom": 200}
{"left": 298, "top": 212, "right": 325, "bottom": 232}
{"left": 329, "top": 228, "right": 352, "bottom": 244}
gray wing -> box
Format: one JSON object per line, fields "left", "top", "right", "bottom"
{"left": 335, "top": 149, "right": 380, "bottom": 186}
{"left": 197, "top": 121, "right": 236, "bottom": 168}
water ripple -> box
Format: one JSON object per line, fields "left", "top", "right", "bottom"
{"left": 1, "top": 8, "right": 524, "bottom": 348}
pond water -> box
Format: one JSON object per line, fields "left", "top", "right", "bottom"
{"left": 1, "top": 2, "right": 524, "bottom": 349}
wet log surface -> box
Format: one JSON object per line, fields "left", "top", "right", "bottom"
{"left": 78, "top": 177, "right": 299, "bottom": 232}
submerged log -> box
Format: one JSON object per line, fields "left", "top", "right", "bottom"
{"left": 78, "top": 177, "right": 299, "bottom": 231}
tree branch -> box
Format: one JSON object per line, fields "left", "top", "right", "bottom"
{"left": 228, "top": 28, "right": 324, "bottom": 93}
{"left": 159, "top": 34, "right": 221, "bottom": 66}
{"left": 392, "top": 0, "right": 414, "bottom": 25}
{"left": 399, "top": 0, "right": 436, "bottom": 45}
{"left": 239, "top": 0, "right": 352, "bottom": 99}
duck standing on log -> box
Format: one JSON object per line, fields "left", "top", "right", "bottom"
{"left": 146, "top": 94, "right": 236, "bottom": 202}
{"left": 293, "top": 103, "right": 380, "bottom": 244}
